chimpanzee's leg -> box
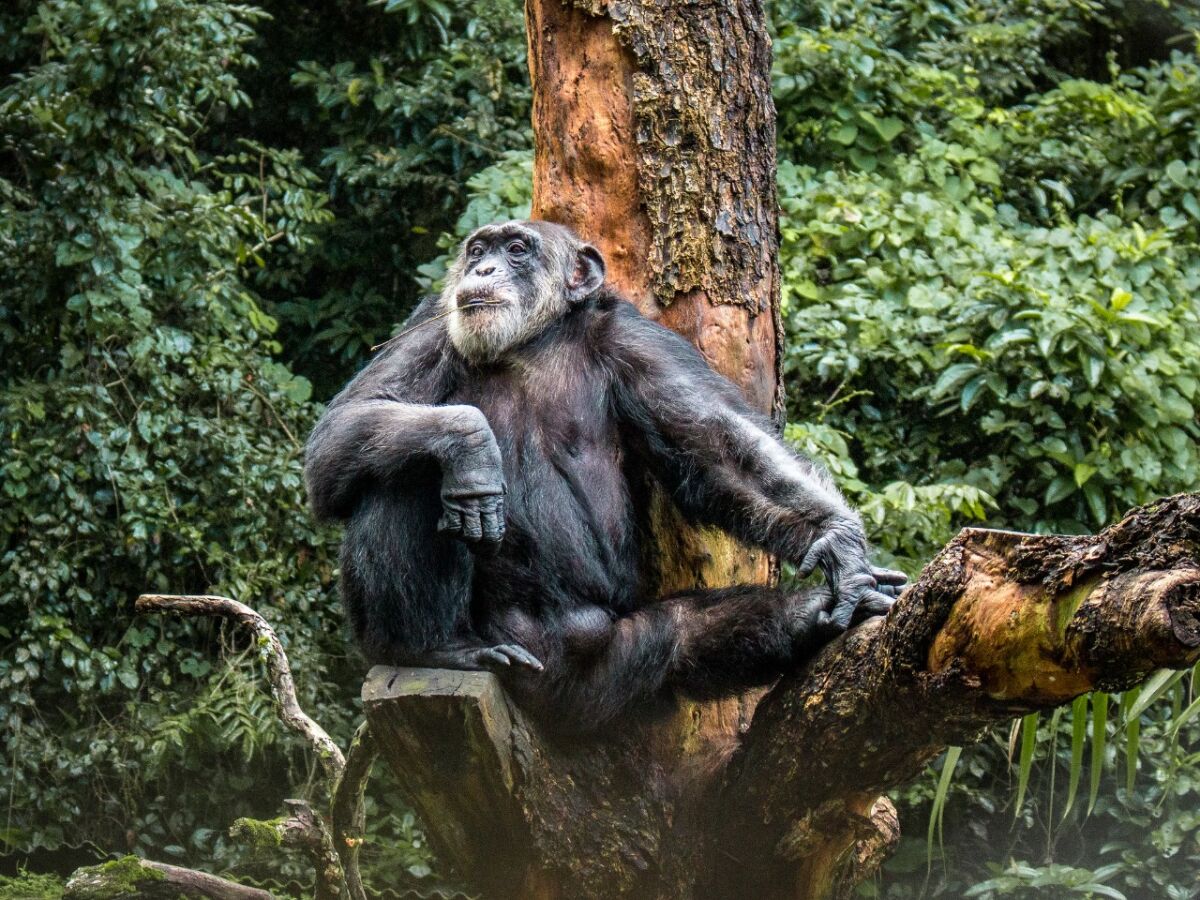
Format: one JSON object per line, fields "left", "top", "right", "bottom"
{"left": 487, "top": 586, "right": 890, "bottom": 733}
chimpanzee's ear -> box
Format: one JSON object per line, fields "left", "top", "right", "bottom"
{"left": 567, "top": 244, "right": 606, "bottom": 303}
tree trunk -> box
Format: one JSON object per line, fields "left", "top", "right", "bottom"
{"left": 362, "top": 3, "right": 1200, "bottom": 898}
{"left": 526, "top": 0, "right": 783, "bottom": 811}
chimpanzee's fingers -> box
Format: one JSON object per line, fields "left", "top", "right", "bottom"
{"left": 850, "top": 591, "right": 895, "bottom": 626}
{"left": 437, "top": 508, "right": 463, "bottom": 536}
{"left": 877, "top": 582, "right": 904, "bottom": 599}
{"left": 479, "top": 501, "right": 506, "bottom": 545}
{"left": 828, "top": 570, "right": 879, "bottom": 628}
{"left": 460, "top": 505, "right": 484, "bottom": 541}
{"left": 828, "top": 597, "right": 858, "bottom": 630}
{"left": 497, "top": 644, "right": 544, "bottom": 672}
{"left": 797, "top": 534, "right": 833, "bottom": 578}
{"left": 871, "top": 567, "right": 908, "bottom": 587}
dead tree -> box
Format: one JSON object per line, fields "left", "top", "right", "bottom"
{"left": 361, "top": 2, "right": 1200, "bottom": 898}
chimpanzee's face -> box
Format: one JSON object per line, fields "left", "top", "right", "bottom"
{"left": 443, "top": 221, "right": 583, "bottom": 363}
{"left": 457, "top": 223, "right": 541, "bottom": 311}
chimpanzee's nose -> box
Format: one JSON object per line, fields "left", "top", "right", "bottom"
{"left": 476, "top": 264, "right": 495, "bottom": 276}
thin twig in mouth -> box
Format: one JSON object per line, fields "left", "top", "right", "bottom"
{"left": 370, "top": 299, "right": 504, "bottom": 353}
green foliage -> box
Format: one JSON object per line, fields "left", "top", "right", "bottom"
{"left": 774, "top": 2, "right": 1200, "bottom": 895}
{"left": 0, "top": 0, "right": 346, "bottom": 873}
{"left": 776, "top": 1, "right": 1200, "bottom": 544}
{"left": 269, "top": 0, "right": 531, "bottom": 392}
{"left": 879, "top": 673, "right": 1200, "bottom": 899}
{"left": 0, "top": 870, "right": 64, "bottom": 899}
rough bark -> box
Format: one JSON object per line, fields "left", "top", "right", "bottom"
{"left": 366, "top": 494, "right": 1200, "bottom": 899}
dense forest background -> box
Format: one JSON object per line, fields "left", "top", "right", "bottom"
{"left": 3, "top": 0, "right": 1200, "bottom": 896}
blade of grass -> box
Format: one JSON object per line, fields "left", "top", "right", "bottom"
{"left": 1015, "top": 712, "right": 1039, "bottom": 817}
{"left": 927, "top": 746, "right": 963, "bottom": 875}
{"left": 1123, "top": 688, "right": 1141, "bottom": 792}
{"left": 1063, "top": 694, "right": 1088, "bottom": 820}
{"left": 1125, "top": 670, "right": 1183, "bottom": 720}
{"left": 1045, "top": 706, "right": 1062, "bottom": 854}
{"left": 1088, "top": 692, "right": 1109, "bottom": 816}
{"left": 1168, "top": 693, "right": 1200, "bottom": 740}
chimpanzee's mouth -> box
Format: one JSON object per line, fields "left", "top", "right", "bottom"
{"left": 456, "top": 288, "right": 504, "bottom": 313}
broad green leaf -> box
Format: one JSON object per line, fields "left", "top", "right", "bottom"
{"left": 830, "top": 123, "right": 858, "bottom": 145}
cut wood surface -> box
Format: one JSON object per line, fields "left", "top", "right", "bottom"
{"left": 366, "top": 494, "right": 1200, "bottom": 900}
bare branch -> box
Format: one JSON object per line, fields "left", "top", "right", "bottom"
{"left": 332, "top": 721, "right": 378, "bottom": 900}
{"left": 136, "top": 594, "right": 346, "bottom": 783}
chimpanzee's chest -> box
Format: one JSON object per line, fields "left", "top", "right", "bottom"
{"left": 444, "top": 347, "right": 641, "bottom": 610}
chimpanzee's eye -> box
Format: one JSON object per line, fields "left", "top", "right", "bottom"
{"left": 467, "top": 244, "right": 484, "bottom": 260}
{"left": 507, "top": 240, "right": 528, "bottom": 255}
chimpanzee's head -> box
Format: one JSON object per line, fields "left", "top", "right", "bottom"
{"left": 441, "top": 220, "right": 606, "bottom": 362}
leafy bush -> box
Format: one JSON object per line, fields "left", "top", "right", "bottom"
{"left": 775, "top": 1, "right": 1200, "bottom": 544}
{"left": 265, "top": 0, "right": 531, "bottom": 393}
{"left": 0, "top": 0, "right": 344, "bottom": 870}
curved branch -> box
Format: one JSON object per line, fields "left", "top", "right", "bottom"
{"left": 136, "top": 593, "right": 346, "bottom": 783}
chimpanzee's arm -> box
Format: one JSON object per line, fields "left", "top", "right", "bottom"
{"left": 607, "top": 302, "right": 903, "bottom": 626}
{"left": 303, "top": 305, "right": 505, "bottom": 547}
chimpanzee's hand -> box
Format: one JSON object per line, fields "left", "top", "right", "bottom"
{"left": 437, "top": 408, "right": 507, "bottom": 552}
{"left": 798, "top": 520, "right": 907, "bottom": 629}
{"left": 438, "top": 481, "right": 506, "bottom": 551}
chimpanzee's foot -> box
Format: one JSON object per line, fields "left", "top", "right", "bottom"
{"left": 403, "top": 642, "right": 545, "bottom": 673}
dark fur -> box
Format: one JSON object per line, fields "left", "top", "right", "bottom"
{"left": 304, "top": 221, "right": 900, "bottom": 733}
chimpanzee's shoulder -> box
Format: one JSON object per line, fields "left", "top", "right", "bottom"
{"left": 584, "top": 287, "right": 655, "bottom": 337}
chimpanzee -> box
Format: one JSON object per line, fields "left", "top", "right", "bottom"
{"left": 304, "top": 220, "right": 905, "bottom": 732}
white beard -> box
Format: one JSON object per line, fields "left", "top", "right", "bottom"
{"left": 443, "top": 285, "right": 570, "bottom": 363}
{"left": 446, "top": 293, "right": 526, "bottom": 362}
